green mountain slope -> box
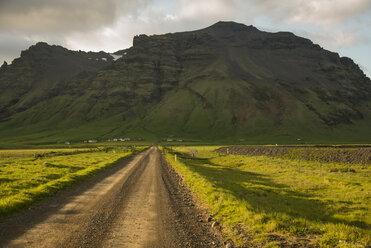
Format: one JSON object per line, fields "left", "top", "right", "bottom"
{"left": 0, "top": 21, "right": 370, "bottom": 144}
{"left": 0, "top": 42, "right": 113, "bottom": 121}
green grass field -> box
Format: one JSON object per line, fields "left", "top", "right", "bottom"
{"left": 163, "top": 146, "right": 370, "bottom": 247}
{"left": 0, "top": 146, "right": 146, "bottom": 219}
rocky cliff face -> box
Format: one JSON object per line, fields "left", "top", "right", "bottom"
{"left": 0, "top": 21, "right": 370, "bottom": 144}
{"left": 0, "top": 42, "right": 112, "bottom": 121}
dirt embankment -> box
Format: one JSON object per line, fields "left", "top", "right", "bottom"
{"left": 0, "top": 147, "right": 222, "bottom": 248}
{"left": 215, "top": 146, "right": 371, "bottom": 165}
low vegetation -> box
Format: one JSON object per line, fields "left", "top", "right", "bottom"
{"left": 216, "top": 146, "right": 371, "bottom": 165}
{"left": 163, "top": 146, "right": 370, "bottom": 247}
{"left": 0, "top": 146, "right": 146, "bottom": 219}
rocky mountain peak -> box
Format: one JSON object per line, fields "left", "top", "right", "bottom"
{"left": 206, "top": 21, "right": 258, "bottom": 32}
{"left": 0, "top": 61, "right": 7, "bottom": 70}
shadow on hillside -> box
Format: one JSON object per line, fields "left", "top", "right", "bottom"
{"left": 173, "top": 151, "right": 368, "bottom": 230}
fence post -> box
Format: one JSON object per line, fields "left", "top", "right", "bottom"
{"left": 191, "top": 149, "right": 198, "bottom": 158}
{"left": 348, "top": 161, "right": 350, "bottom": 179}
{"left": 174, "top": 154, "right": 177, "bottom": 161}
{"left": 279, "top": 155, "right": 282, "bottom": 168}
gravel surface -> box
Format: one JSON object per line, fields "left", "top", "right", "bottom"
{"left": 0, "top": 147, "right": 222, "bottom": 248}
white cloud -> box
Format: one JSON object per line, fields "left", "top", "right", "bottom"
{"left": 177, "top": 0, "right": 239, "bottom": 21}
{"left": 0, "top": 0, "right": 151, "bottom": 32}
{"left": 300, "top": 28, "right": 359, "bottom": 49}
{"left": 0, "top": 0, "right": 370, "bottom": 76}
{"left": 287, "top": 0, "right": 371, "bottom": 26}
{"left": 244, "top": 0, "right": 371, "bottom": 27}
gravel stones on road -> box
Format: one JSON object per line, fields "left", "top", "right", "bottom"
{"left": 0, "top": 147, "right": 224, "bottom": 248}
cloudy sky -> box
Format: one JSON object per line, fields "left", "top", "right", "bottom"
{"left": 1, "top": 0, "right": 370, "bottom": 76}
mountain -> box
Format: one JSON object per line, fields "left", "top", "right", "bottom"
{"left": 0, "top": 21, "right": 370, "bottom": 145}
{"left": 0, "top": 42, "right": 113, "bottom": 121}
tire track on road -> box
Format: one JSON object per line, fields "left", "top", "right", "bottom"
{"left": 0, "top": 147, "right": 221, "bottom": 248}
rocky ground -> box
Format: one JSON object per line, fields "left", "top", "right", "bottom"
{"left": 215, "top": 146, "right": 371, "bottom": 164}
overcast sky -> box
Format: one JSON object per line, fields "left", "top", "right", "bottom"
{"left": 1, "top": 0, "right": 370, "bottom": 76}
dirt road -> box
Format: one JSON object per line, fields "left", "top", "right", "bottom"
{"left": 0, "top": 147, "right": 221, "bottom": 247}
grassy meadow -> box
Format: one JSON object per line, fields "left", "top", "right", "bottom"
{"left": 163, "top": 146, "right": 370, "bottom": 247}
{"left": 0, "top": 146, "right": 146, "bottom": 219}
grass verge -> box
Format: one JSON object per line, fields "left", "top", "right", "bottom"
{"left": 0, "top": 146, "right": 147, "bottom": 219}
{"left": 162, "top": 146, "right": 370, "bottom": 247}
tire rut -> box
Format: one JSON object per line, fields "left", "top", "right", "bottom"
{"left": 0, "top": 147, "right": 222, "bottom": 248}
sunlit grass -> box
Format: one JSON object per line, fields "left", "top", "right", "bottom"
{"left": 0, "top": 146, "right": 146, "bottom": 218}
{"left": 0, "top": 148, "right": 89, "bottom": 157}
{"left": 163, "top": 146, "right": 370, "bottom": 247}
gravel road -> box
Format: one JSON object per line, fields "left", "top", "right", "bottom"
{"left": 0, "top": 147, "right": 222, "bottom": 248}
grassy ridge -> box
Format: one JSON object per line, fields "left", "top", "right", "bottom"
{"left": 163, "top": 146, "right": 370, "bottom": 247}
{"left": 0, "top": 146, "right": 146, "bottom": 219}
